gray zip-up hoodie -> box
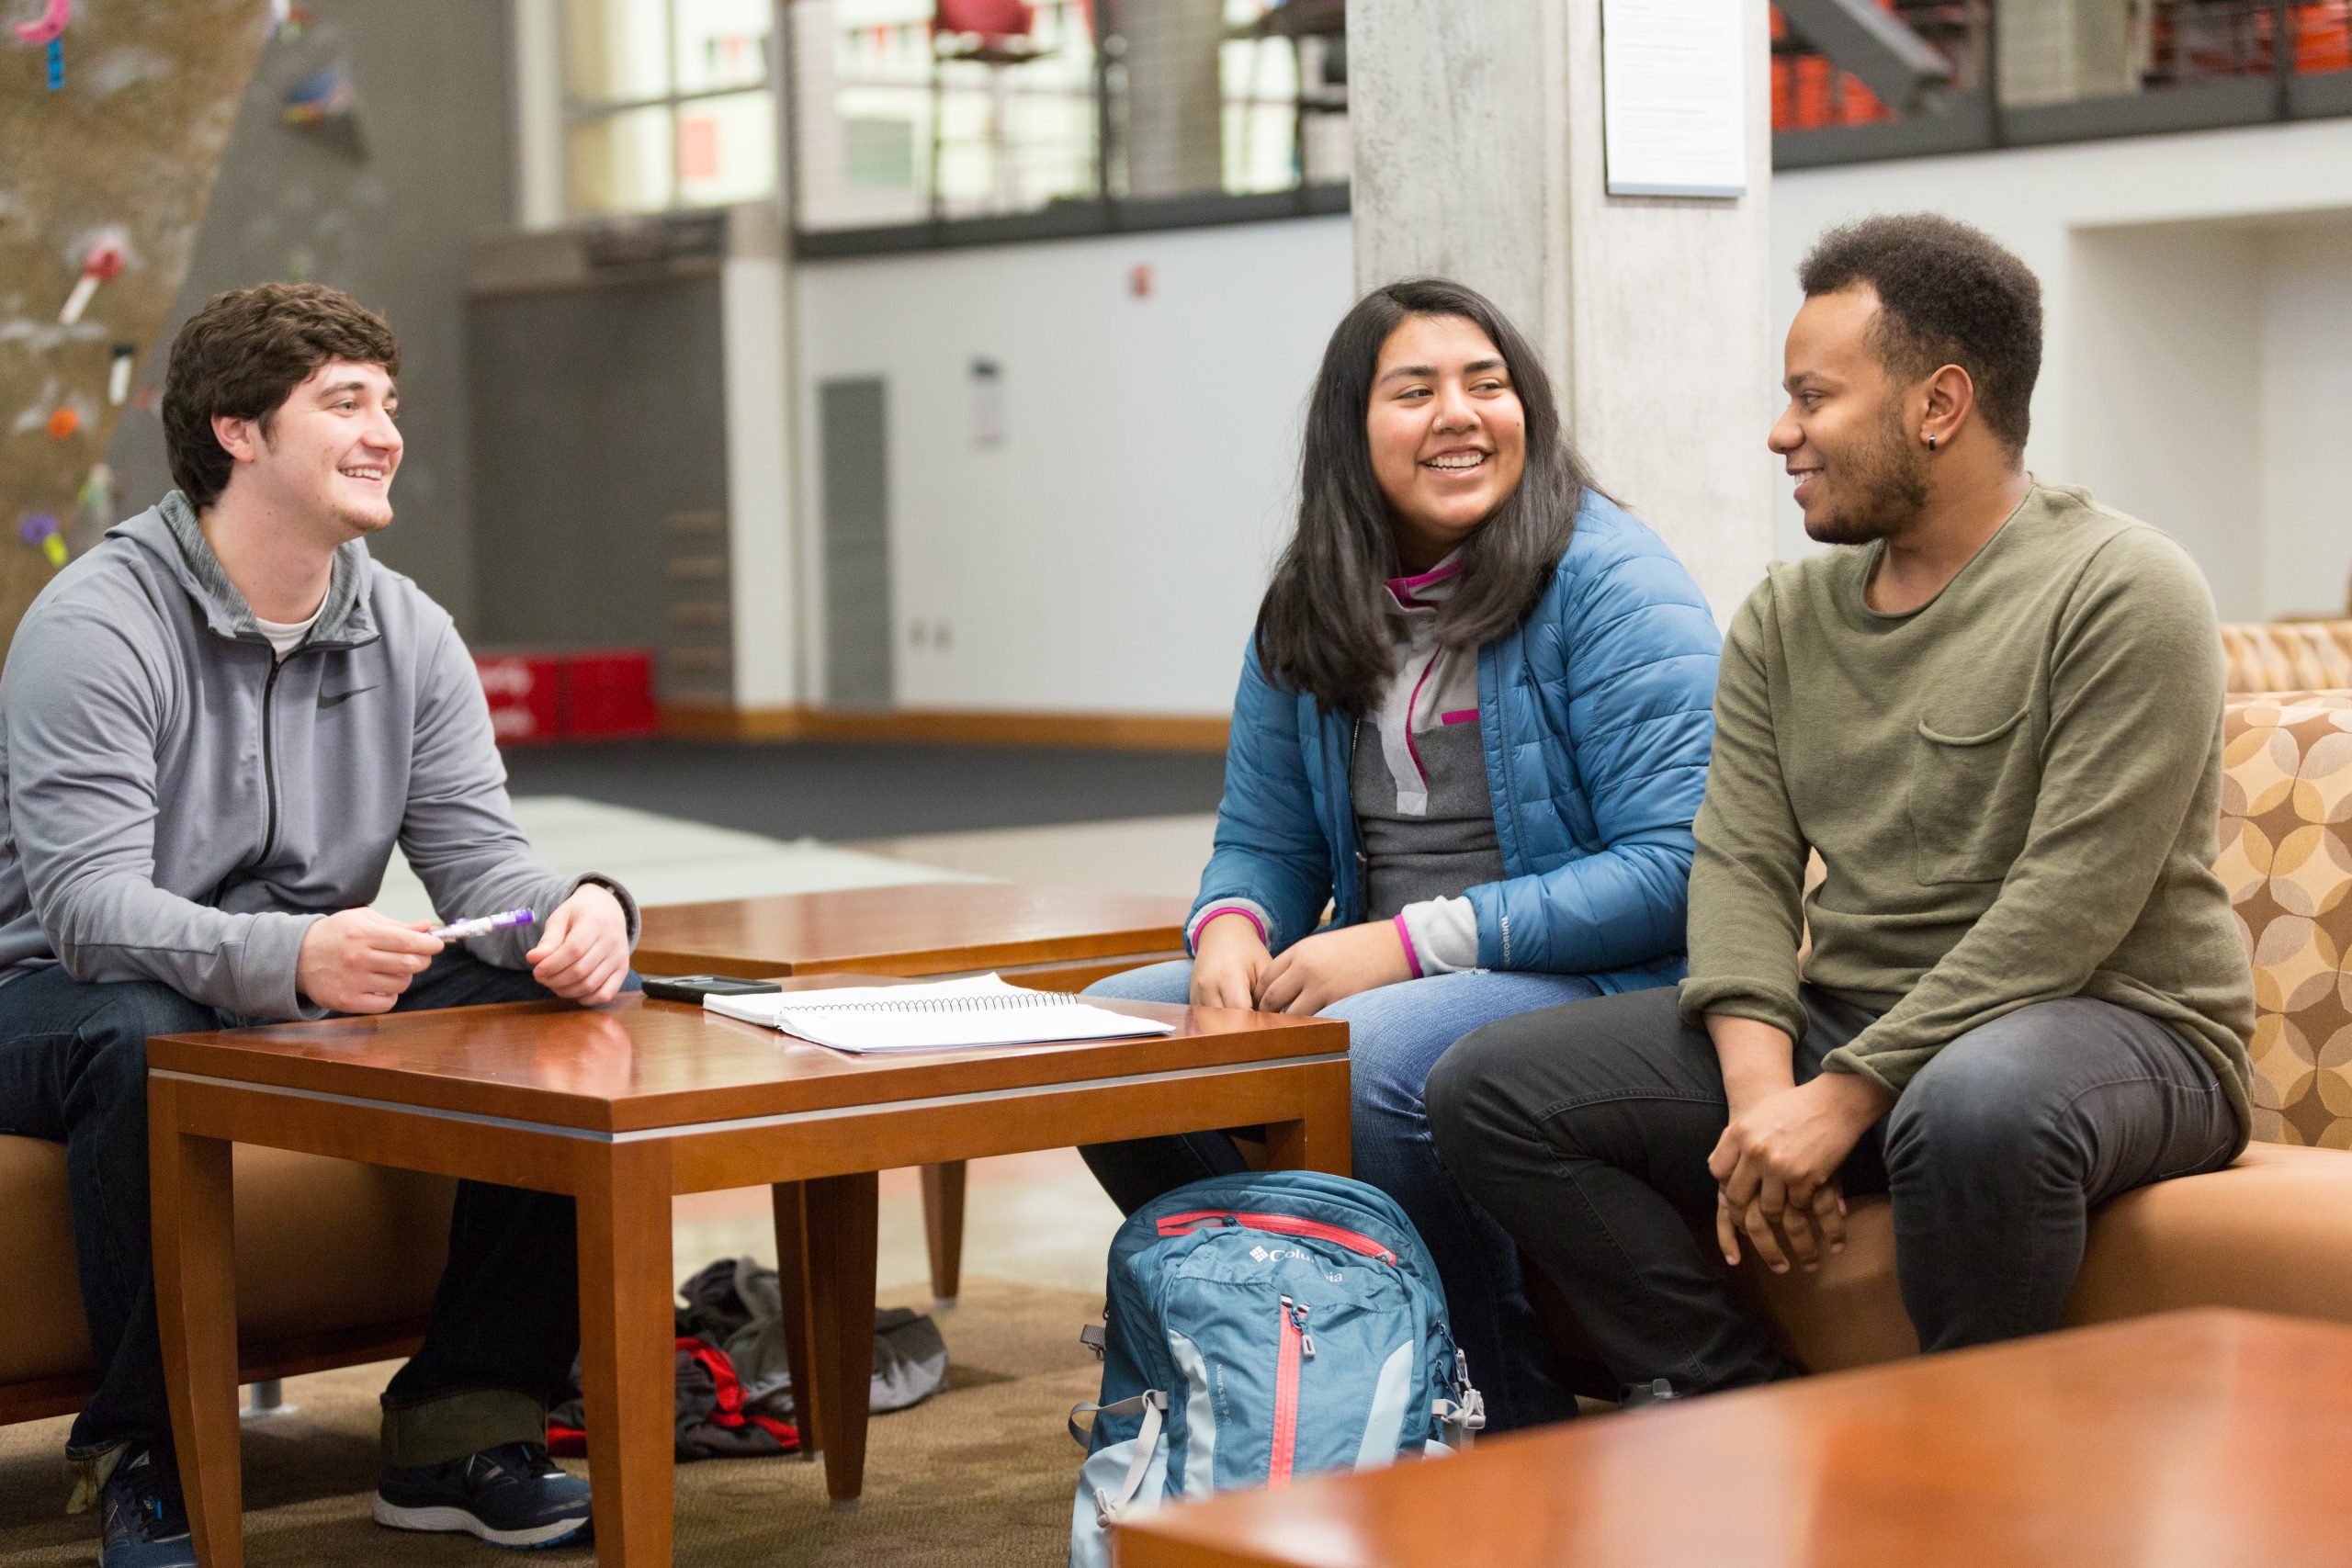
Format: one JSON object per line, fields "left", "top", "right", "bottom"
{"left": 0, "top": 491, "right": 638, "bottom": 1020}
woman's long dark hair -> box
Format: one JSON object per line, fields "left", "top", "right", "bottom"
{"left": 1254, "top": 277, "right": 1600, "bottom": 716}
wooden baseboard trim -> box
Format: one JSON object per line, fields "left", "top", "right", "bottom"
{"left": 657, "top": 705, "right": 1229, "bottom": 752}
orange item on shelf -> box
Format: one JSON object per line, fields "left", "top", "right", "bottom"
{"left": 2298, "top": 2, "right": 2351, "bottom": 72}
{"left": 1793, "top": 55, "right": 1833, "bottom": 129}
{"left": 1839, "top": 73, "right": 1894, "bottom": 125}
{"left": 45, "top": 407, "right": 79, "bottom": 440}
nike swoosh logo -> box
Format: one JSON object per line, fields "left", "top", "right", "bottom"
{"left": 318, "top": 685, "right": 379, "bottom": 710}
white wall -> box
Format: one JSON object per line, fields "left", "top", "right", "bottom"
{"left": 1773, "top": 116, "right": 2352, "bottom": 620}
{"left": 775, "top": 116, "right": 2352, "bottom": 718}
{"left": 2259, "top": 218, "right": 2352, "bottom": 620}
{"left": 793, "top": 215, "right": 1354, "bottom": 714}
{"left": 2068, "top": 221, "right": 2265, "bottom": 618}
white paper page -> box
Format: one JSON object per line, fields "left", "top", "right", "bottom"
{"left": 703, "top": 973, "right": 1175, "bottom": 1053}
{"left": 1601, "top": 0, "right": 1748, "bottom": 198}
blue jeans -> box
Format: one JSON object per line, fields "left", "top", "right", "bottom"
{"left": 1080, "top": 959, "right": 1602, "bottom": 1431}
{"left": 0, "top": 950, "right": 630, "bottom": 1466}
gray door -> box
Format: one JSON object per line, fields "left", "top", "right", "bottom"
{"left": 820, "top": 377, "right": 894, "bottom": 710}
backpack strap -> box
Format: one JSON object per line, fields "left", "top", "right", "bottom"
{"left": 1067, "top": 1387, "right": 1166, "bottom": 1450}
{"left": 1089, "top": 1391, "right": 1168, "bottom": 1527}
{"left": 1433, "top": 1350, "right": 1487, "bottom": 1450}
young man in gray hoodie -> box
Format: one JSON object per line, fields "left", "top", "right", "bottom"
{"left": 0, "top": 284, "right": 639, "bottom": 1565}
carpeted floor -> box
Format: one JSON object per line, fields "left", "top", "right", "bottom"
{"left": 0, "top": 1278, "right": 1102, "bottom": 1567}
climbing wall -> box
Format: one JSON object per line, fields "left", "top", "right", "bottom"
{"left": 0, "top": 0, "right": 270, "bottom": 653}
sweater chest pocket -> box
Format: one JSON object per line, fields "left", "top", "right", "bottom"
{"left": 1906, "top": 705, "right": 2038, "bottom": 886}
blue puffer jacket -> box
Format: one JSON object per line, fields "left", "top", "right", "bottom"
{"left": 1193, "top": 494, "right": 1722, "bottom": 990}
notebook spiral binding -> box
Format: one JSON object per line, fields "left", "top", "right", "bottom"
{"left": 778, "top": 990, "right": 1075, "bottom": 1015}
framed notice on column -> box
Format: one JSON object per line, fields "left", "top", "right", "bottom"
{"left": 1600, "top": 0, "right": 1748, "bottom": 198}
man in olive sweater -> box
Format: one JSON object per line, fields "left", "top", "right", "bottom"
{"left": 1427, "top": 214, "right": 2255, "bottom": 1397}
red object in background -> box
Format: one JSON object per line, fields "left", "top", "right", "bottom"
{"left": 1839, "top": 74, "right": 1894, "bottom": 125}
{"left": 679, "top": 115, "right": 719, "bottom": 181}
{"left": 934, "top": 0, "right": 1031, "bottom": 38}
{"left": 2301, "top": 2, "right": 2352, "bottom": 72}
{"left": 567, "top": 649, "right": 659, "bottom": 739}
{"left": 1792, "top": 55, "right": 1833, "bottom": 128}
{"left": 475, "top": 654, "right": 561, "bottom": 745}
{"left": 475, "top": 649, "right": 658, "bottom": 744}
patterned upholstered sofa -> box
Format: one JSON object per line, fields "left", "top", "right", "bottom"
{"left": 2222, "top": 621, "right": 2352, "bottom": 694}
{"left": 1543, "top": 687, "right": 2352, "bottom": 1377}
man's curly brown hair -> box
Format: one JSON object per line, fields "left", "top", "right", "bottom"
{"left": 1798, "top": 213, "right": 2042, "bottom": 453}
{"left": 162, "top": 283, "right": 401, "bottom": 509}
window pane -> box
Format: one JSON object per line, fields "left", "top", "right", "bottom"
{"left": 673, "top": 0, "right": 773, "bottom": 95}
{"left": 676, "top": 90, "right": 777, "bottom": 207}
{"left": 565, "top": 0, "right": 673, "bottom": 104}
{"left": 568, "top": 106, "right": 677, "bottom": 214}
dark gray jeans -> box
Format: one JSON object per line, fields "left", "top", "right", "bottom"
{"left": 1426, "top": 985, "right": 2239, "bottom": 1395}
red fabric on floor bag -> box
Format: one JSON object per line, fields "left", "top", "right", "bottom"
{"left": 548, "top": 1337, "right": 799, "bottom": 1460}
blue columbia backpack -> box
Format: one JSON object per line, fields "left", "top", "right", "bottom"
{"left": 1067, "top": 1171, "right": 1485, "bottom": 1567}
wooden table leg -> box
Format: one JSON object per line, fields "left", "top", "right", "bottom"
{"left": 803, "top": 1171, "right": 879, "bottom": 1509}
{"left": 150, "top": 1076, "right": 243, "bottom": 1568}
{"left": 770, "top": 1181, "right": 819, "bottom": 1464}
{"left": 1261, "top": 1057, "right": 1352, "bottom": 1179}
{"left": 921, "top": 1161, "right": 966, "bottom": 1303}
{"left": 574, "top": 1143, "right": 675, "bottom": 1566}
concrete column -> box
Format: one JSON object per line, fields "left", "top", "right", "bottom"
{"left": 1120, "top": 0, "right": 1227, "bottom": 197}
{"left": 1350, "top": 0, "right": 1776, "bottom": 620}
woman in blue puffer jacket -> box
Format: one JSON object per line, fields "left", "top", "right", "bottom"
{"left": 1081, "top": 277, "right": 1721, "bottom": 1431}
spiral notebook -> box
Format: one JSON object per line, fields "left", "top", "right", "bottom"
{"left": 702, "top": 973, "right": 1176, "bottom": 1054}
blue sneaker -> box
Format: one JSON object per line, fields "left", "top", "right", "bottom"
{"left": 373, "top": 1441, "right": 592, "bottom": 1550}
{"left": 97, "top": 1446, "right": 196, "bottom": 1568}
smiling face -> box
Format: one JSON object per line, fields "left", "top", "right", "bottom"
{"left": 225, "top": 358, "right": 402, "bottom": 541}
{"left": 1770, "top": 284, "right": 1928, "bottom": 546}
{"left": 1365, "top": 313, "right": 1528, "bottom": 570}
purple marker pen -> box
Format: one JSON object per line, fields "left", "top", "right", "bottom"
{"left": 428, "top": 908, "right": 535, "bottom": 942}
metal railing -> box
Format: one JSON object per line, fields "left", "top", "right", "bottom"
{"left": 786, "top": 0, "right": 1348, "bottom": 253}
{"left": 752, "top": 0, "right": 2352, "bottom": 252}
{"left": 1774, "top": 0, "right": 2352, "bottom": 169}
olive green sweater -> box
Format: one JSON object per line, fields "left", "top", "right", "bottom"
{"left": 1679, "top": 481, "right": 2255, "bottom": 1142}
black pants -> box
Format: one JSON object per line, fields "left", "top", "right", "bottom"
{"left": 0, "top": 951, "right": 605, "bottom": 1464}
{"left": 1425, "top": 985, "right": 2239, "bottom": 1396}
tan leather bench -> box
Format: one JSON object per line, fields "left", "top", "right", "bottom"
{"left": 0, "top": 1141, "right": 454, "bottom": 1424}
{"left": 1544, "top": 688, "right": 2352, "bottom": 1382}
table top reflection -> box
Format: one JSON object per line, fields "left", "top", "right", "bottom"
{"left": 146, "top": 985, "right": 1339, "bottom": 1135}
{"left": 1114, "top": 1310, "right": 2352, "bottom": 1568}
{"left": 630, "top": 882, "right": 1191, "bottom": 976}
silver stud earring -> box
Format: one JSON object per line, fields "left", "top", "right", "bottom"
{"left": 1925, "top": 434, "right": 1937, "bottom": 451}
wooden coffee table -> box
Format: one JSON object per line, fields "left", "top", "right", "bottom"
{"left": 635, "top": 881, "right": 1193, "bottom": 1301}
{"left": 147, "top": 988, "right": 1348, "bottom": 1567}
{"left": 1114, "top": 1309, "right": 2352, "bottom": 1568}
